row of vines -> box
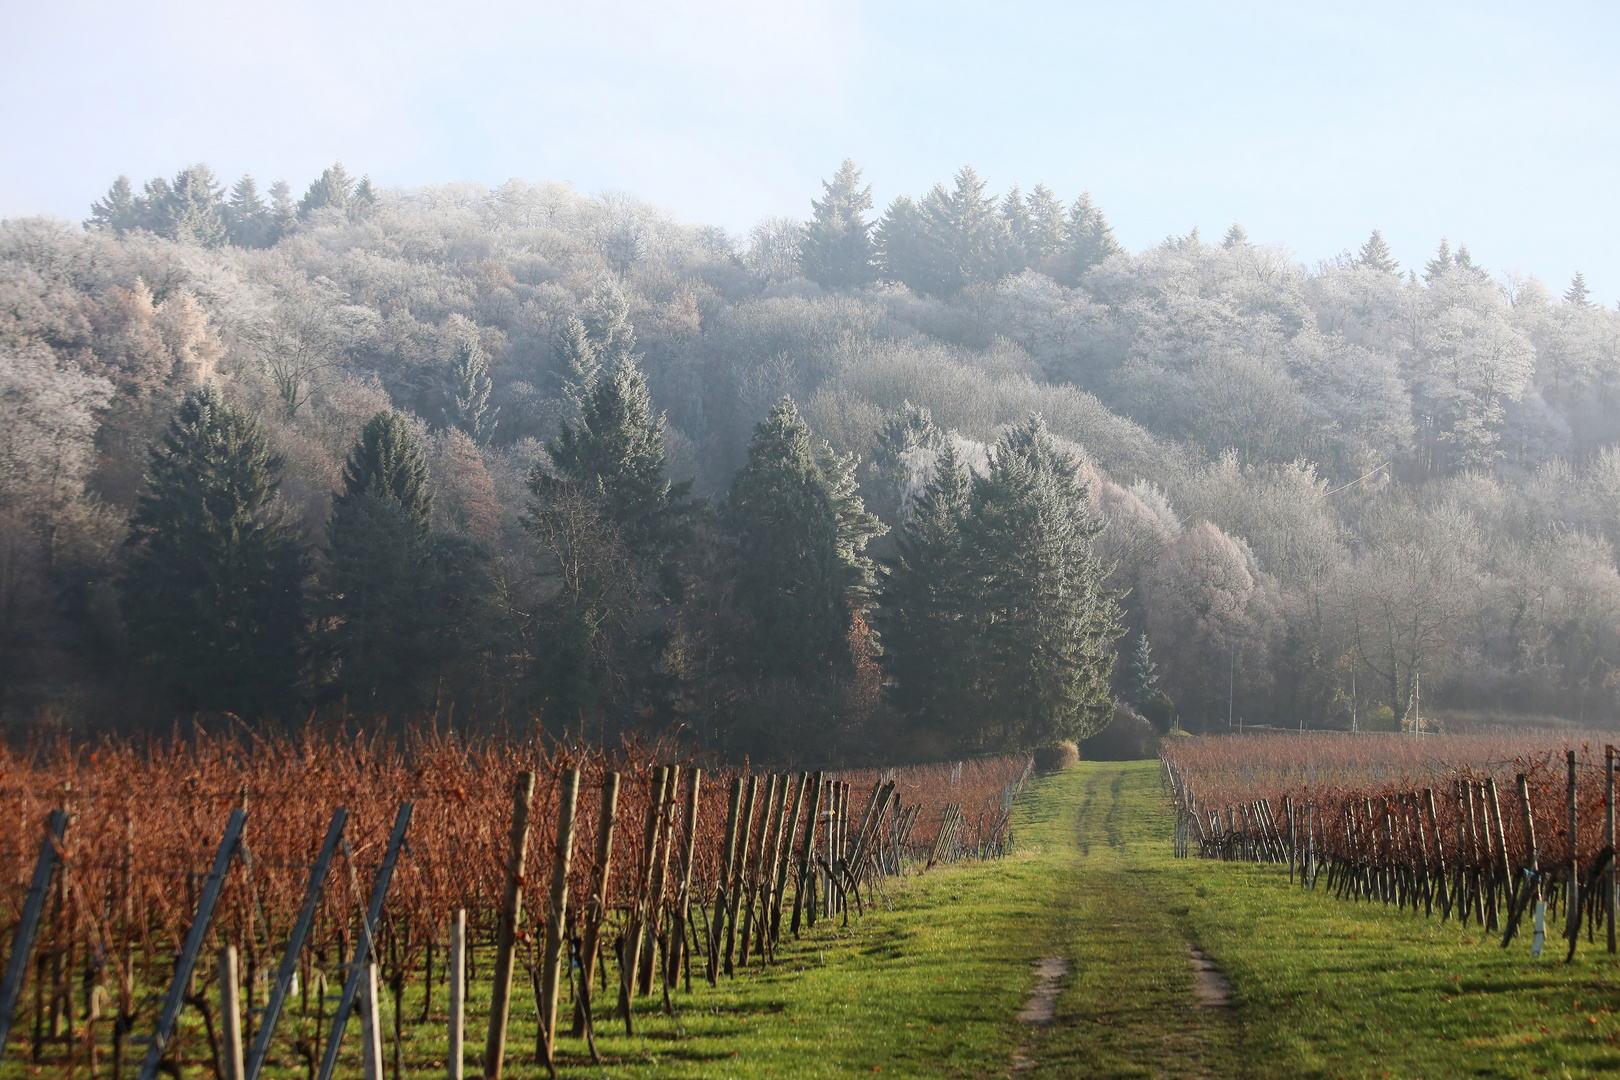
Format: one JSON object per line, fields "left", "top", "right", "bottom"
{"left": 0, "top": 726, "right": 1032, "bottom": 1077}
{"left": 1162, "top": 732, "right": 1620, "bottom": 960}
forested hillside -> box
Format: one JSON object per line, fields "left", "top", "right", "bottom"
{"left": 4, "top": 159, "right": 1618, "bottom": 753}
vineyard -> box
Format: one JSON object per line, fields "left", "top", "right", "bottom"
{"left": 0, "top": 727, "right": 1031, "bottom": 1078}
{"left": 1163, "top": 732, "right": 1620, "bottom": 961}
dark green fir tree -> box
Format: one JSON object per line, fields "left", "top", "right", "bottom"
{"left": 122, "top": 384, "right": 306, "bottom": 713}
{"left": 1357, "top": 229, "right": 1399, "bottom": 274}
{"left": 800, "top": 159, "right": 876, "bottom": 289}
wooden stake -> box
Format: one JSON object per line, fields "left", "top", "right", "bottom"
{"left": 1608, "top": 746, "right": 1617, "bottom": 955}
{"left": 538, "top": 767, "right": 580, "bottom": 1066}
{"left": 725, "top": 777, "right": 758, "bottom": 976}
{"left": 669, "top": 768, "right": 702, "bottom": 992}
{"left": 710, "top": 777, "right": 743, "bottom": 983}
{"left": 483, "top": 771, "right": 536, "bottom": 1080}
{"left": 791, "top": 773, "right": 824, "bottom": 937}
{"left": 360, "top": 962, "right": 383, "bottom": 1080}
{"left": 448, "top": 910, "right": 465, "bottom": 1080}
{"left": 1566, "top": 750, "right": 1580, "bottom": 961}
{"left": 218, "top": 947, "right": 244, "bottom": 1080}
{"left": 574, "top": 772, "right": 618, "bottom": 1037}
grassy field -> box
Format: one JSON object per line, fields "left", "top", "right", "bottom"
{"left": 15, "top": 760, "right": 1620, "bottom": 1077}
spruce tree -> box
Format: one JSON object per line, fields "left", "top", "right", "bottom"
{"left": 324, "top": 411, "right": 435, "bottom": 711}
{"left": 550, "top": 357, "right": 696, "bottom": 567}
{"left": 1565, "top": 272, "right": 1592, "bottom": 307}
{"left": 166, "top": 164, "right": 228, "bottom": 247}
{"left": 1357, "top": 229, "right": 1399, "bottom": 274}
{"left": 268, "top": 180, "right": 297, "bottom": 242}
{"left": 800, "top": 159, "right": 876, "bottom": 289}
{"left": 997, "top": 185, "right": 1031, "bottom": 275}
{"left": 226, "top": 175, "right": 272, "bottom": 248}
{"left": 1129, "top": 632, "right": 1159, "bottom": 704}
{"left": 959, "top": 416, "right": 1121, "bottom": 749}
{"left": 122, "top": 384, "right": 306, "bottom": 712}
{"left": 875, "top": 195, "right": 933, "bottom": 293}
{"left": 340, "top": 410, "right": 432, "bottom": 524}
{"left": 1059, "top": 192, "right": 1123, "bottom": 285}
{"left": 299, "top": 162, "right": 354, "bottom": 217}
{"left": 444, "top": 333, "right": 497, "bottom": 444}
{"left": 726, "top": 397, "right": 847, "bottom": 676}
{"left": 1222, "top": 223, "right": 1249, "bottom": 248}
{"left": 1024, "top": 183, "right": 1067, "bottom": 268}
{"left": 1423, "top": 239, "right": 1453, "bottom": 284}
{"left": 918, "top": 166, "right": 1001, "bottom": 293}
{"left": 557, "top": 315, "right": 601, "bottom": 414}
{"left": 879, "top": 442, "right": 975, "bottom": 726}
{"left": 87, "top": 176, "right": 139, "bottom": 233}
{"left": 580, "top": 278, "right": 636, "bottom": 362}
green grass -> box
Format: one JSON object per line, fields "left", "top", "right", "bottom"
{"left": 13, "top": 761, "right": 1620, "bottom": 1077}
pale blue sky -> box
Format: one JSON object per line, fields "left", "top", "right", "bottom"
{"left": 4, "top": 0, "right": 1616, "bottom": 298}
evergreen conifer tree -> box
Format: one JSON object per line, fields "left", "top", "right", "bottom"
{"left": 915, "top": 166, "right": 1001, "bottom": 293}
{"left": 580, "top": 278, "right": 636, "bottom": 362}
{"left": 558, "top": 315, "right": 601, "bottom": 413}
{"left": 268, "top": 180, "right": 297, "bottom": 242}
{"left": 726, "top": 397, "right": 848, "bottom": 676}
{"left": 550, "top": 357, "right": 696, "bottom": 568}
{"left": 1565, "top": 272, "right": 1592, "bottom": 307}
{"left": 1059, "top": 192, "right": 1123, "bottom": 285}
{"left": 166, "top": 164, "right": 228, "bottom": 247}
{"left": 324, "top": 411, "right": 436, "bottom": 711}
{"left": 444, "top": 333, "right": 497, "bottom": 444}
{"left": 997, "top": 185, "right": 1031, "bottom": 274}
{"left": 299, "top": 163, "right": 354, "bottom": 217}
{"left": 800, "top": 159, "right": 876, "bottom": 289}
{"left": 1129, "top": 632, "right": 1159, "bottom": 704}
{"left": 1023, "top": 183, "right": 1067, "bottom": 268}
{"left": 354, "top": 175, "right": 378, "bottom": 212}
{"left": 122, "top": 384, "right": 306, "bottom": 712}
{"left": 1423, "top": 239, "right": 1453, "bottom": 284}
{"left": 87, "top": 176, "right": 139, "bottom": 233}
{"left": 1357, "top": 229, "right": 1399, "bottom": 274}
{"left": 958, "top": 416, "right": 1122, "bottom": 749}
{"left": 875, "top": 195, "right": 933, "bottom": 293}
{"left": 1222, "top": 223, "right": 1249, "bottom": 248}
{"left": 226, "top": 175, "right": 272, "bottom": 248}
{"left": 879, "top": 442, "right": 975, "bottom": 725}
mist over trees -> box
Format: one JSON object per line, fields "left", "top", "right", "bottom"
{"left": 3, "top": 154, "right": 1620, "bottom": 755}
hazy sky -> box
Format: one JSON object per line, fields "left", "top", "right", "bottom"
{"left": 5, "top": 0, "right": 1617, "bottom": 298}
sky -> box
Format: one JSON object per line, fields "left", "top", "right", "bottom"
{"left": 4, "top": 0, "right": 1618, "bottom": 298}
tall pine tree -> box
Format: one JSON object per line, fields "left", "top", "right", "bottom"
{"left": 879, "top": 442, "right": 975, "bottom": 727}
{"left": 1058, "top": 192, "right": 1123, "bottom": 285}
{"left": 727, "top": 397, "right": 880, "bottom": 677}
{"left": 800, "top": 159, "right": 876, "bottom": 289}
{"left": 444, "top": 332, "right": 497, "bottom": 444}
{"left": 1358, "top": 229, "right": 1399, "bottom": 274}
{"left": 323, "top": 411, "right": 436, "bottom": 712}
{"left": 962, "top": 416, "right": 1121, "bottom": 749}
{"left": 122, "top": 385, "right": 306, "bottom": 713}
{"left": 550, "top": 357, "right": 696, "bottom": 569}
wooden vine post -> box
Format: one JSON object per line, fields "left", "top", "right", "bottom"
{"left": 1608, "top": 745, "right": 1617, "bottom": 955}
{"left": 725, "top": 777, "right": 759, "bottom": 976}
{"left": 669, "top": 768, "right": 702, "bottom": 992}
{"left": 791, "top": 773, "right": 824, "bottom": 937}
{"left": 538, "top": 766, "right": 581, "bottom": 1073}
{"left": 1566, "top": 750, "right": 1580, "bottom": 960}
{"left": 710, "top": 778, "right": 743, "bottom": 984}
{"left": 575, "top": 772, "right": 619, "bottom": 1036}
{"left": 771, "top": 773, "right": 808, "bottom": 943}
{"left": 483, "top": 770, "right": 537, "bottom": 1080}
{"left": 449, "top": 910, "right": 466, "bottom": 1080}
{"left": 219, "top": 946, "right": 244, "bottom": 1080}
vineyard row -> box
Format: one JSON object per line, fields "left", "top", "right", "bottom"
{"left": 1162, "top": 737, "right": 1620, "bottom": 963}
{"left": 0, "top": 730, "right": 1033, "bottom": 1077}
